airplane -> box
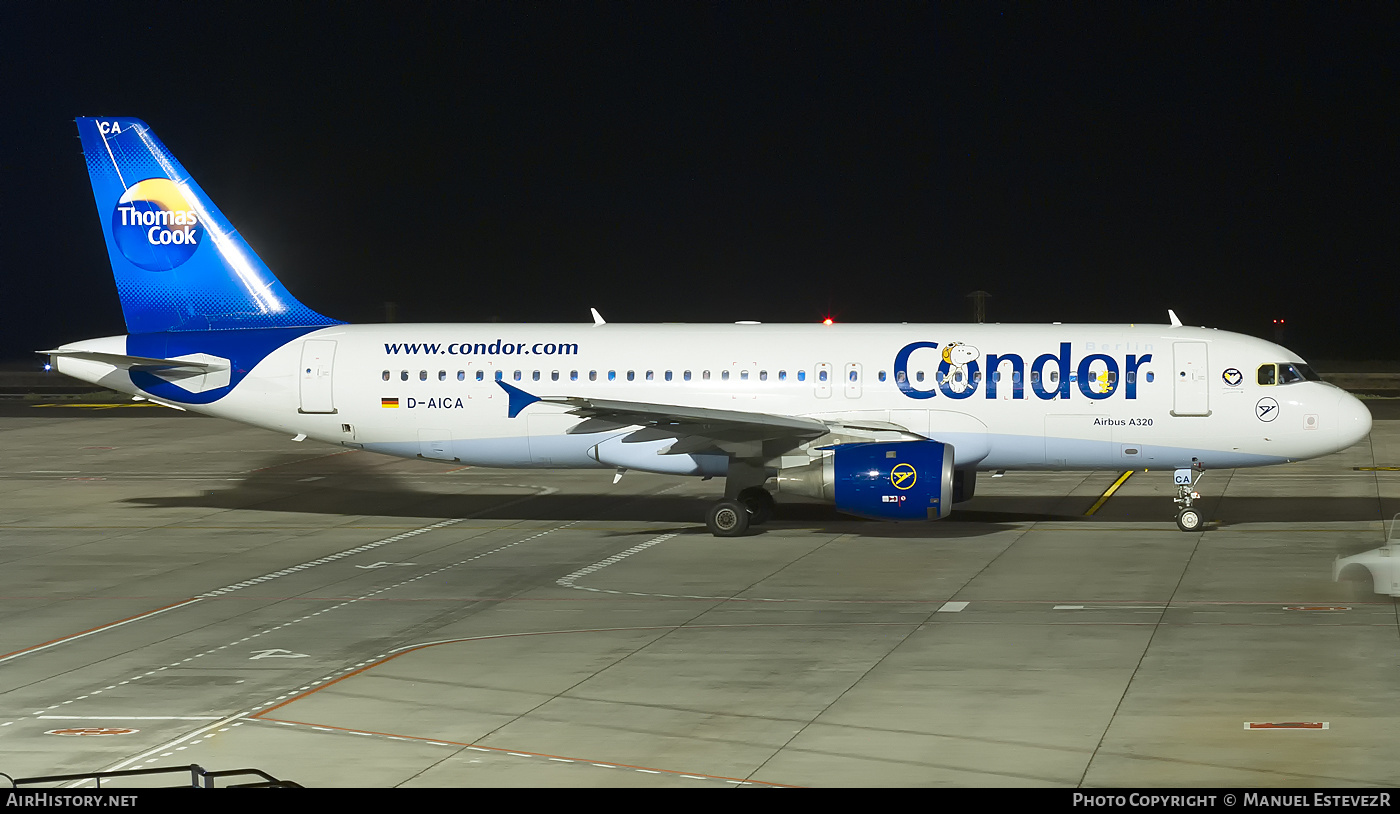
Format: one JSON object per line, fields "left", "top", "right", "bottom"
{"left": 46, "top": 117, "right": 1374, "bottom": 537}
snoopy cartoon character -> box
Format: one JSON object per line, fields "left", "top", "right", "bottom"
{"left": 939, "top": 342, "right": 980, "bottom": 393}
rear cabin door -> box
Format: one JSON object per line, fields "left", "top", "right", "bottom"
{"left": 1171, "top": 341, "right": 1211, "bottom": 416}
{"left": 298, "top": 340, "right": 337, "bottom": 414}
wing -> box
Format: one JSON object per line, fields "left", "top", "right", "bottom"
{"left": 496, "top": 381, "right": 920, "bottom": 457}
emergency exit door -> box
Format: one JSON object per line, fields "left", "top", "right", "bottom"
{"left": 1171, "top": 341, "right": 1210, "bottom": 416}
{"left": 298, "top": 340, "right": 337, "bottom": 414}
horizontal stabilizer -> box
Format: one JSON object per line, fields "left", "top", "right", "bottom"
{"left": 40, "top": 349, "right": 229, "bottom": 373}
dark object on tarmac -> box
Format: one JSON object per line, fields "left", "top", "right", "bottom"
{"left": 5, "top": 763, "right": 301, "bottom": 788}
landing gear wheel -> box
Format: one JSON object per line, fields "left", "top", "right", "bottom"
{"left": 1176, "top": 508, "right": 1202, "bottom": 532}
{"left": 737, "top": 487, "right": 776, "bottom": 526}
{"left": 706, "top": 498, "right": 750, "bottom": 537}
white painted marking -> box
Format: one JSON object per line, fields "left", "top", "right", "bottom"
{"left": 937, "top": 601, "right": 969, "bottom": 613}
{"left": 249, "top": 649, "right": 309, "bottom": 660}
{"left": 1053, "top": 605, "right": 1085, "bottom": 610}
{"left": 39, "top": 716, "right": 223, "bottom": 720}
{"left": 69, "top": 712, "right": 251, "bottom": 786}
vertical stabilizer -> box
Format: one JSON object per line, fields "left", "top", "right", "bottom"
{"left": 75, "top": 117, "right": 341, "bottom": 333}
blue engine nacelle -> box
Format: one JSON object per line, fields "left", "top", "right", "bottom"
{"left": 774, "top": 440, "right": 955, "bottom": 521}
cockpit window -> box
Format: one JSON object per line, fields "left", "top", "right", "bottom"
{"left": 1257, "top": 364, "right": 1276, "bottom": 386}
{"left": 1278, "top": 362, "right": 1321, "bottom": 384}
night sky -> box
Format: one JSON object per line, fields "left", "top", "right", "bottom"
{"left": 3, "top": 4, "right": 1396, "bottom": 362}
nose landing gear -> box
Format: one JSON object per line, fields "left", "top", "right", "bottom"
{"left": 1173, "top": 464, "right": 1204, "bottom": 531}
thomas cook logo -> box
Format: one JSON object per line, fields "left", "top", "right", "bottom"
{"left": 111, "top": 178, "right": 203, "bottom": 271}
{"left": 890, "top": 463, "right": 917, "bottom": 490}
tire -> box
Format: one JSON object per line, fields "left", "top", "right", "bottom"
{"left": 738, "top": 487, "right": 776, "bottom": 526}
{"left": 1176, "top": 508, "right": 1202, "bottom": 532}
{"left": 706, "top": 498, "right": 750, "bottom": 537}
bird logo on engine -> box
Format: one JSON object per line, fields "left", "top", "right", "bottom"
{"left": 890, "top": 463, "right": 917, "bottom": 490}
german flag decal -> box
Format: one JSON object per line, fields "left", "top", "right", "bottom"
{"left": 381, "top": 397, "right": 399, "bottom": 408}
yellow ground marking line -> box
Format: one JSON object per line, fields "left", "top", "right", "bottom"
{"left": 1084, "top": 470, "right": 1134, "bottom": 516}
{"left": 1354, "top": 467, "right": 1400, "bottom": 471}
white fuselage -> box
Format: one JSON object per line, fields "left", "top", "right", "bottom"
{"left": 54, "top": 322, "right": 1373, "bottom": 476}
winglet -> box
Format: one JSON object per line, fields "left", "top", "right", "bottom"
{"left": 495, "top": 380, "right": 542, "bottom": 418}
{"left": 1168, "top": 309, "right": 1182, "bottom": 327}
{"left": 590, "top": 307, "right": 606, "bottom": 326}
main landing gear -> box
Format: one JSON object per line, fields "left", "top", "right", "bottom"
{"left": 1173, "top": 463, "right": 1204, "bottom": 532}
{"left": 703, "top": 485, "right": 776, "bottom": 538}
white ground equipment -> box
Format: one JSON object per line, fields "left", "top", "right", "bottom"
{"left": 1333, "top": 514, "right": 1400, "bottom": 597}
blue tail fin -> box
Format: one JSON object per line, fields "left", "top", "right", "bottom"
{"left": 75, "top": 117, "right": 342, "bottom": 333}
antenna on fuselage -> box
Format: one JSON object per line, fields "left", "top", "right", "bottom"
{"left": 590, "top": 307, "right": 606, "bottom": 326}
{"left": 1168, "top": 309, "right": 1183, "bottom": 328}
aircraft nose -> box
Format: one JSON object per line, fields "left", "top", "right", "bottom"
{"left": 1336, "top": 391, "right": 1373, "bottom": 449}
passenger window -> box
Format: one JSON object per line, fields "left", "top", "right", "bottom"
{"left": 1013, "top": 371, "right": 1022, "bottom": 383}
{"left": 382, "top": 370, "right": 390, "bottom": 381}
{"left": 401, "top": 370, "right": 408, "bottom": 381}
{"left": 665, "top": 371, "right": 673, "bottom": 381}
{"left": 495, "top": 371, "right": 503, "bottom": 381}
{"left": 627, "top": 371, "right": 635, "bottom": 381}
{"left": 849, "top": 370, "right": 857, "bottom": 382}
{"left": 722, "top": 371, "right": 730, "bottom": 381}
{"left": 703, "top": 371, "right": 711, "bottom": 380}
{"left": 759, "top": 371, "right": 767, "bottom": 381}
{"left": 457, "top": 370, "right": 465, "bottom": 381}
{"left": 419, "top": 370, "right": 428, "bottom": 381}
{"left": 797, "top": 371, "right": 806, "bottom": 382}
{"left": 532, "top": 371, "right": 540, "bottom": 381}
{"left": 608, "top": 370, "right": 616, "bottom": 381}
{"left": 879, "top": 371, "right": 887, "bottom": 382}
{"left": 1257, "top": 364, "right": 1276, "bottom": 386}
{"left": 993, "top": 371, "right": 1001, "bottom": 382}
{"left": 513, "top": 371, "right": 521, "bottom": 381}
{"left": 1146, "top": 372, "right": 1154, "bottom": 383}
{"left": 476, "top": 370, "right": 484, "bottom": 381}
{"left": 1031, "top": 371, "right": 1040, "bottom": 382}
{"left": 570, "top": 370, "right": 578, "bottom": 381}
{"left": 740, "top": 371, "right": 749, "bottom": 381}
{"left": 551, "top": 371, "right": 559, "bottom": 381}
{"left": 1049, "top": 371, "right": 1059, "bottom": 383}
{"left": 820, "top": 370, "right": 829, "bottom": 382}
{"left": 915, "top": 371, "right": 923, "bottom": 383}
{"left": 589, "top": 371, "right": 597, "bottom": 381}
{"left": 1127, "top": 371, "right": 1136, "bottom": 384}
{"left": 438, "top": 370, "right": 446, "bottom": 381}
{"left": 779, "top": 370, "right": 787, "bottom": 381}
{"left": 646, "top": 370, "right": 654, "bottom": 381}
{"left": 683, "top": 371, "right": 692, "bottom": 381}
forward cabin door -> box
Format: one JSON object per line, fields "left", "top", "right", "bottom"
{"left": 1171, "top": 341, "right": 1211, "bottom": 416}
{"left": 298, "top": 340, "right": 337, "bottom": 414}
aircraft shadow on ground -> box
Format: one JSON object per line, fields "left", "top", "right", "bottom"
{"left": 120, "top": 457, "right": 1398, "bottom": 540}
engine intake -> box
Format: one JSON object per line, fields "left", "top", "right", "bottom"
{"left": 775, "top": 440, "right": 955, "bottom": 521}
